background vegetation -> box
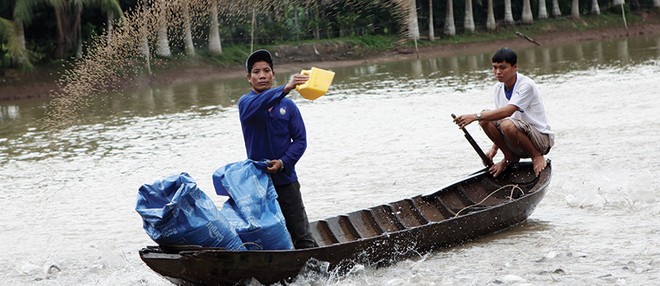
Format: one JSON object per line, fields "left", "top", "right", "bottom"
{"left": 0, "top": 0, "right": 658, "bottom": 73}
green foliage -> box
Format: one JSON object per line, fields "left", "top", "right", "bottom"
{"left": 2, "top": 0, "right": 658, "bottom": 74}
{"left": 206, "top": 45, "right": 254, "bottom": 67}
{"left": 339, "top": 34, "right": 398, "bottom": 51}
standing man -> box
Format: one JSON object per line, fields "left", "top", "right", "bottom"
{"left": 238, "top": 49, "right": 318, "bottom": 249}
{"left": 454, "top": 48, "right": 554, "bottom": 177}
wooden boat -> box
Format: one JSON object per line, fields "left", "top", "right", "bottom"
{"left": 139, "top": 160, "right": 551, "bottom": 285}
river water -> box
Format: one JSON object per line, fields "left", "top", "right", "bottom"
{"left": 1, "top": 34, "right": 659, "bottom": 285}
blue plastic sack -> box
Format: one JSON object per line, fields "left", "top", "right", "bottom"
{"left": 213, "top": 160, "right": 294, "bottom": 250}
{"left": 136, "top": 172, "right": 245, "bottom": 250}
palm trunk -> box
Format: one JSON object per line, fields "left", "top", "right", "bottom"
{"left": 407, "top": 0, "right": 420, "bottom": 40}
{"left": 571, "top": 0, "right": 580, "bottom": 19}
{"left": 107, "top": 11, "right": 114, "bottom": 42}
{"left": 156, "top": 24, "right": 171, "bottom": 58}
{"left": 313, "top": 3, "right": 320, "bottom": 40}
{"left": 141, "top": 37, "right": 152, "bottom": 76}
{"left": 15, "top": 21, "right": 27, "bottom": 64}
{"left": 444, "top": 0, "right": 455, "bottom": 36}
{"left": 250, "top": 7, "right": 255, "bottom": 52}
{"left": 76, "top": 24, "right": 82, "bottom": 59}
{"left": 552, "top": 0, "right": 562, "bottom": 17}
{"left": 590, "top": 0, "right": 600, "bottom": 15}
{"left": 208, "top": 0, "right": 222, "bottom": 55}
{"left": 75, "top": 5, "right": 83, "bottom": 59}
{"left": 293, "top": 3, "right": 300, "bottom": 41}
{"left": 53, "top": 6, "right": 68, "bottom": 59}
{"left": 486, "top": 0, "right": 496, "bottom": 31}
{"left": 522, "top": 0, "right": 533, "bottom": 25}
{"left": 182, "top": 1, "right": 195, "bottom": 56}
{"left": 538, "top": 0, "right": 548, "bottom": 19}
{"left": 428, "top": 0, "right": 435, "bottom": 41}
{"left": 464, "top": 0, "right": 475, "bottom": 32}
{"left": 504, "top": 0, "right": 514, "bottom": 25}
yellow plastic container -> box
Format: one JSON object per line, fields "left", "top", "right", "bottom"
{"left": 296, "top": 67, "right": 335, "bottom": 100}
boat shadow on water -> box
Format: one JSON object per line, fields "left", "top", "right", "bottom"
{"left": 139, "top": 160, "right": 552, "bottom": 285}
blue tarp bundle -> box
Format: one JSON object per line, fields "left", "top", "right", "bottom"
{"left": 135, "top": 172, "right": 246, "bottom": 250}
{"left": 213, "top": 160, "right": 294, "bottom": 250}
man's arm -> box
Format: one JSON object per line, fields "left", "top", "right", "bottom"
{"left": 240, "top": 73, "right": 311, "bottom": 122}
{"left": 479, "top": 104, "right": 518, "bottom": 122}
{"left": 454, "top": 104, "right": 518, "bottom": 128}
{"left": 238, "top": 86, "right": 287, "bottom": 122}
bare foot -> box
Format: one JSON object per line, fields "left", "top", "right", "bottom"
{"left": 489, "top": 157, "right": 519, "bottom": 177}
{"left": 531, "top": 155, "right": 547, "bottom": 177}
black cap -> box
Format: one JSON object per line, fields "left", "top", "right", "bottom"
{"left": 246, "top": 49, "right": 273, "bottom": 72}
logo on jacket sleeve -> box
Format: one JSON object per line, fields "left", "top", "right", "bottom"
{"left": 279, "top": 107, "right": 286, "bottom": 115}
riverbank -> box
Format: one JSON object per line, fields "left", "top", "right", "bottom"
{"left": 1, "top": 12, "right": 659, "bottom": 102}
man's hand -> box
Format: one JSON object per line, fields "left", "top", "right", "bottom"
{"left": 284, "top": 73, "right": 310, "bottom": 93}
{"left": 266, "top": 159, "right": 283, "bottom": 174}
{"left": 453, "top": 113, "right": 478, "bottom": 129}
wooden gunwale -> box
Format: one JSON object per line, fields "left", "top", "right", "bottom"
{"left": 138, "top": 161, "right": 551, "bottom": 286}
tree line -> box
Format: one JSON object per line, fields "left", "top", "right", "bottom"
{"left": 1, "top": 0, "right": 658, "bottom": 71}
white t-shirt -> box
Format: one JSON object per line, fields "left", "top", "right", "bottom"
{"left": 492, "top": 73, "right": 554, "bottom": 140}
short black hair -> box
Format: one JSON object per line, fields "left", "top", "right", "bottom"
{"left": 492, "top": 48, "right": 517, "bottom": 65}
{"left": 246, "top": 49, "right": 273, "bottom": 72}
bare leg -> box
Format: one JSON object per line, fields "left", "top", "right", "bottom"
{"left": 497, "top": 120, "right": 547, "bottom": 176}
{"left": 480, "top": 120, "right": 519, "bottom": 177}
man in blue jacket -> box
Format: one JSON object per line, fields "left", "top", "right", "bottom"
{"left": 238, "top": 49, "right": 317, "bottom": 249}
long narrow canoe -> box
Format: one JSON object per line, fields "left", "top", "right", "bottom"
{"left": 139, "top": 160, "right": 551, "bottom": 285}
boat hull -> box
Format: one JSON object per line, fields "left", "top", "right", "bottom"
{"left": 140, "top": 161, "right": 551, "bottom": 285}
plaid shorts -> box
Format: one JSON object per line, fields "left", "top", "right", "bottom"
{"left": 495, "top": 118, "right": 554, "bottom": 157}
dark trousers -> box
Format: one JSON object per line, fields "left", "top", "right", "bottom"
{"left": 275, "top": 181, "right": 318, "bottom": 249}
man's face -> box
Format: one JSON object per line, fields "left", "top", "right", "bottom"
{"left": 247, "top": 61, "right": 274, "bottom": 93}
{"left": 492, "top": 61, "right": 517, "bottom": 84}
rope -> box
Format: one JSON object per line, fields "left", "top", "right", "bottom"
{"left": 240, "top": 242, "right": 263, "bottom": 250}
{"left": 453, "top": 184, "right": 524, "bottom": 218}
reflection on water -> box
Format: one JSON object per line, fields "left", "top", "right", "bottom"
{"left": 1, "top": 33, "right": 659, "bottom": 286}
{"left": 0, "top": 34, "right": 659, "bottom": 163}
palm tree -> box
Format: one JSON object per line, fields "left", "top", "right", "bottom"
{"left": 0, "top": 17, "right": 29, "bottom": 68}
{"left": 522, "top": 0, "right": 533, "bottom": 24}
{"left": 181, "top": 0, "right": 194, "bottom": 56}
{"left": 590, "top": 0, "right": 600, "bottom": 15}
{"left": 504, "top": 0, "right": 514, "bottom": 25}
{"left": 155, "top": 24, "right": 170, "bottom": 58}
{"left": 49, "top": 0, "right": 120, "bottom": 59}
{"left": 10, "top": 0, "right": 41, "bottom": 68}
{"left": 486, "top": 0, "right": 496, "bottom": 31}
{"left": 407, "top": 0, "right": 420, "bottom": 40}
{"left": 48, "top": 0, "right": 80, "bottom": 59}
{"left": 571, "top": 0, "right": 580, "bottom": 19}
{"left": 93, "top": 0, "right": 123, "bottom": 42}
{"left": 551, "top": 0, "right": 561, "bottom": 17}
{"left": 73, "top": 0, "right": 122, "bottom": 58}
{"left": 464, "top": 0, "right": 475, "bottom": 32}
{"left": 428, "top": 0, "right": 434, "bottom": 41}
{"left": 155, "top": 1, "right": 171, "bottom": 58}
{"left": 208, "top": 0, "right": 222, "bottom": 55}
{"left": 538, "top": 0, "right": 548, "bottom": 19}
{"left": 444, "top": 0, "right": 455, "bottom": 36}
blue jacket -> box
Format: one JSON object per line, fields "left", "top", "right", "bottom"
{"left": 238, "top": 85, "right": 307, "bottom": 186}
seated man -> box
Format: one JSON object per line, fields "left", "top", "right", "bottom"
{"left": 453, "top": 48, "right": 554, "bottom": 177}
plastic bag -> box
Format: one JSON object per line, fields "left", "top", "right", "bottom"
{"left": 213, "top": 160, "right": 294, "bottom": 250}
{"left": 136, "top": 172, "right": 245, "bottom": 250}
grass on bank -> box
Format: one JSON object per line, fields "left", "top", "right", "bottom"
{"left": 150, "top": 12, "right": 648, "bottom": 75}
{"left": 1, "top": 11, "right": 654, "bottom": 85}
